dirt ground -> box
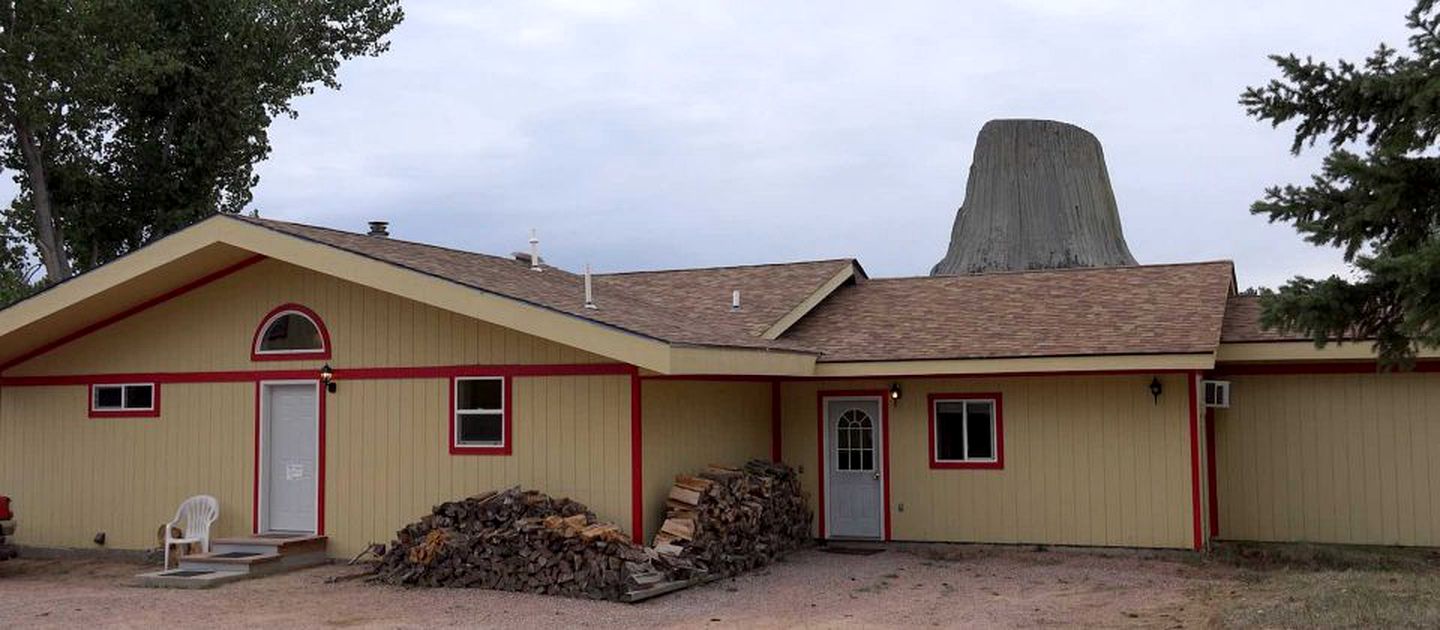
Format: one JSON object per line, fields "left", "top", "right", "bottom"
{"left": 0, "top": 544, "right": 1434, "bottom": 629}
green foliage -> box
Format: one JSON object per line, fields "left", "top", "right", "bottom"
{"left": 1241, "top": 0, "right": 1440, "bottom": 367}
{"left": 0, "top": 0, "right": 402, "bottom": 276}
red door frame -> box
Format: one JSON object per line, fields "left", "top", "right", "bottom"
{"left": 816, "top": 389, "right": 892, "bottom": 541}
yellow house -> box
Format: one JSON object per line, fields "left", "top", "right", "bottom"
{"left": 0, "top": 215, "right": 1435, "bottom": 559}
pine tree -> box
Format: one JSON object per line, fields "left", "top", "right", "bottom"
{"left": 1242, "top": 0, "right": 1440, "bottom": 367}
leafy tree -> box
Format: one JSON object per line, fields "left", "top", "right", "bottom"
{"left": 0, "top": 0, "right": 403, "bottom": 285}
{"left": 1241, "top": 0, "right": 1440, "bottom": 367}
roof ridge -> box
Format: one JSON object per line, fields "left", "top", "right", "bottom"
{"left": 862, "top": 260, "right": 1235, "bottom": 282}
{"left": 595, "top": 258, "right": 855, "bottom": 276}
{"left": 234, "top": 216, "right": 563, "bottom": 275}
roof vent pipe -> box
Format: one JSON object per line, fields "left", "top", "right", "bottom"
{"left": 367, "top": 221, "right": 389, "bottom": 237}
{"left": 528, "top": 229, "right": 542, "bottom": 271}
{"left": 584, "top": 264, "right": 597, "bottom": 309}
{"left": 731, "top": 290, "right": 741, "bottom": 311}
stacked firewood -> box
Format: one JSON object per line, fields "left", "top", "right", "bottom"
{"left": 371, "top": 487, "right": 679, "bottom": 600}
{"left": 652, "top": 459, "right": 811, "bottom": 577}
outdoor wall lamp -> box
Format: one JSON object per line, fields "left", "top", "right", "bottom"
{"left": 1149, "top": 377, "right": 1162, "bottom": 405}
{"left": 321, "top": 364, "right": 337, "bottom": 393}
{"left": 889, "top": 382, "right": 902, "bottom": 402}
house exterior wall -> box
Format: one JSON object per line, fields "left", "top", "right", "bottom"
{"left": 640, "top": 380, "right": 774, "bottom": 541}
{"left": 1212, "top": 372, "right": 1440, "bottom": 547}
{"left": 780, "top": 374, "right": 1198, "bottom": 549}
{"left": 0, "top": 259, "right": 634, "bottom": 558}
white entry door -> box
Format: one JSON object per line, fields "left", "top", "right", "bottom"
{"left": 262, "top": 382, "right": 319, "bottom": 533}
{"left": 825, "top": 397, "right": 884, "bottom": 539}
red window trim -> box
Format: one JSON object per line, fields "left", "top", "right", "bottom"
{"left": 927, "top": 392, "right": 1004, "bottom": 470}
{"left": 250, "top": 303, "right": 332, "bottom": 362}
{"left": 88, "top": 382, "right": 161, "bottom": 418}
{"left": 448, "top": 374, "right": 513, "bottom": 455}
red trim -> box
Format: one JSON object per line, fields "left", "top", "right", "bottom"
{"left": 317, "top": 383, "right": 328, "bottom": 534}
{"left": 770, "top": 380, "right": 782, "bottom": 462}
{"left": 1205, "top": 407, "right": 1219, "bottom": 538}
{"left": 1214, "top": 360, "right": 1440, "bottom": 376}
{"left": 251, "top": 382, "right": 261, "bottom": 534}
{"left": 630, "top": 369, "right": 644, "bottom": 544}
{"left": 87, "top": 382, "right": 161, "bottom": 418}
{"left": 447, "top": 375, "right": 514, "bottom": 456}
{"left": 1187, "top": 372, "right": 1203, "bottom": 550}
{"left": 925, "top": 392, "right": 1005, "bottom": 470}
{"left": 639, "top": 374, "right": 778, "bottom": 382}
{"left": 1, "top": 255, "right": 266, "bottom": 372}
{"left": 816, "top": 389, "right": 891, "bottom": 541}
{"left": 1, "top": 363, "right": 633, "bottom": 387}
{"left": 250, "top": 303, "right": 333, "bottom": 362}
{"left": 782, "top": 367, "right": 1198, "bottom": 382}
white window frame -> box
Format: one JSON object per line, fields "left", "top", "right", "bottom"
{"left": 932, "top": 398, "right": 998, "bottom": 464}
{"left": 254, "top": 310, "right": 326, "bottom": 356}
{"left": 91, "top": 383, "right": 157, "bottom": 412}
{"left": 453, "top": 376, "right": 506, "bottom": 448}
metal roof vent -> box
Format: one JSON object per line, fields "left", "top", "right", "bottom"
{"left": 584, "top": 264, "right": 598, "bottom": 310}
{"left": 528, "top": 229, "right": 542, "bottom": 271}
{"left": 367, "top": 221, "right": 389, "bottom": 237}
{"left": 731, "top": 290, "right": 741, "bottom": 311}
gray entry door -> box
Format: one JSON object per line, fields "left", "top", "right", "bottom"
{"left": 826, "top": 397, "right": 883, "bottom": 539}
{"left": 264, "top": 383, "right": 318, "bottom": 533}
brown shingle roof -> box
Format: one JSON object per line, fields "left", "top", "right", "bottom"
{"left": 779, "top": 261, "right": 1236, "bottom": 362}
{"left": 237, "top": 216, "right": 816, "bottom": 352}
{"left": 1220, "top": 295, "right": 1310, "bottom": 342}
{"left": 596, "top": 260, "right": 858, "bottom": 338}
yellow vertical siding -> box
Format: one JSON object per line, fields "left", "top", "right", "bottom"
{"left": 781, "top": 375, "right": 1195, "bottom": 549}
{"left": 640, "top": 380, "right": 773, "bottom": 541}
{"left": 6, "top": 258, "right": 610, "bottom": 377}
{"left": 0, "top": 376, "right": 632, "bottom": 558}
{"left": 1213, "top": 372, "right": 1440, "bottom": 546}
{"left": 0, "top": 384, "right": 253, "bottom": 550}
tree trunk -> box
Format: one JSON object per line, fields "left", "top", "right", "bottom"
{"left": 10, "top": 114, "right": 71, "bottom": 282}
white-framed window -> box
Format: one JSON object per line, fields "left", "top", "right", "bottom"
{"left": 91, "top": 383, "right": 157, "bottom": 414}
{"left": 254, "top": 307, "right": 327, "bottom": 357}
{"left": 930, "top": 394, "right": 1003, "bottom": 468}
{"left": 453, "top": 377, "right": 506, "bottom": 449}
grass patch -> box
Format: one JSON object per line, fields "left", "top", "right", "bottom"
{"left": 1213, "top": 569, "right": 1440, "bottom": 629}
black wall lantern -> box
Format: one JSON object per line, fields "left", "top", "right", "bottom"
{"left": 1148, "top": 376, "right": 1163, "bottom": 404}
{"left": 320, "top": 363, "right": 337, "bottom": 393}
{"left": 889, "top": 382, "right": 902, "bottom": 403}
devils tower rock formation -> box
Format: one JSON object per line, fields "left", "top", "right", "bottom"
{"left": 931, "top": 119, "right": 1138, "bottom": 275}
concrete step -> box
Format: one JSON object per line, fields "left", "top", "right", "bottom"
{"left": 135, "top": 568, "right": 249, "bottom": 589}
{"left": 178, "top": 550, "right": 284, "bottom": 575}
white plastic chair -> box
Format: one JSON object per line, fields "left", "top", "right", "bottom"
{"left": 163, "top": 495, "right": 219, "bottom": 569}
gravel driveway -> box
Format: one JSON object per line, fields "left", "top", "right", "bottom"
{"left": 0, "top": 545, "right": 1227, "bottom": 628}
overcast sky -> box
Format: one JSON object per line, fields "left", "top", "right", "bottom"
{"left": 12, "top": 1, "right": 1423, "bottom": 288}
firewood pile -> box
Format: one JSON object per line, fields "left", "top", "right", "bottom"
{"left": 652, "top": 460, "right": 811, "bottom": 578}
{"left": 370, "top": 487, "right": 679, "bottom": 600}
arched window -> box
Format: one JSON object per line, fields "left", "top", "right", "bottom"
{"left": 251, "top": 304, "right": 331, "bottom": 361}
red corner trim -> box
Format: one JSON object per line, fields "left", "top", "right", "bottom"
{"left": 2, "top": 254, "right": 266, "bottom": 372}
{"left": 87, "top": 382, "right": 162, "bottom": 419}
{"left": 630, "top": 368, "right": 644, "bottom": 544}
{"left": 1205, "top": 407, "right": 1219, "bottom": 538}
{"left": 770, "top": 380, "right": 782, "bottom": 462}
{"left": 925, "top": 392, "right": 1005, "bottom": 470}
{"left": 250, "top": 303, "right": 333, "bottom": 362}
{"left": 317, "top": 384, "right": 327, "bottom": 535}
{"left": 447, "top": 375, "right": 514, "bottom": 456}
{"left": 816, "top": 389, "right": 891, "bottom": 541}
{"left": 1187, "top": 372, "right": 1203, "bottom": 550}
{"left": 251, "top": 381, "right": 261, "bottom": 534}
